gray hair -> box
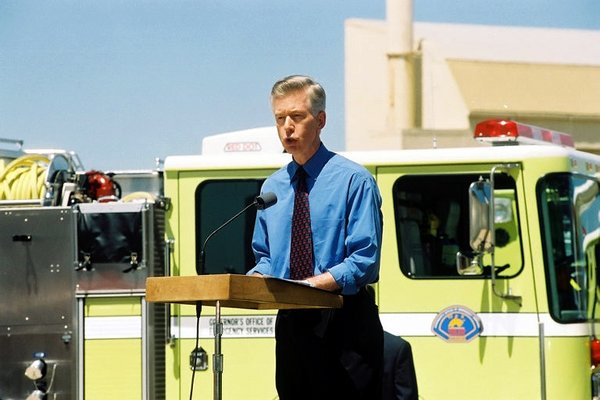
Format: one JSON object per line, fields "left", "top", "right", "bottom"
{"left": 270, "top": 75, "right": 326, "bottom": 115}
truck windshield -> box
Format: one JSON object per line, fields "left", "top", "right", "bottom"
{"left": 537, "top": 173, "right": 600, "bottom": 323}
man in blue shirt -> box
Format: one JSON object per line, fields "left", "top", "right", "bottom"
{"left": 248, "top": 75, "right": 383, "bottom": 399}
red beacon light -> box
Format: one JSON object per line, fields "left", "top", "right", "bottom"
{"left": 591, "top": 337, "right": 600, "bottom": 368}
{"left": 474, "top": 119, "right": 575, "bottom": 148}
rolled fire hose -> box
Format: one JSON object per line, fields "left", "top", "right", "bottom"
{"left": 0, "top": 154, "right": 50, "bottom": 200}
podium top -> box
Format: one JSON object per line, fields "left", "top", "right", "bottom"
{"left": 146, "top": 274, "right": 343, "bottom": 310}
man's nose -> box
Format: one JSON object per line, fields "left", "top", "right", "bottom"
{"left": 284, "top": 116, "right": 294, "bottom": 133}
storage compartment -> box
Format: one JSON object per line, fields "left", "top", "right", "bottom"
{"left": 76, "top": 202, "right": 165, "bottom": 294}
{"left": 0, "top": 207, "right": 78, "bottom": 399}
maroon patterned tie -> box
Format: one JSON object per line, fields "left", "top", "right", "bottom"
{"left": 290, "top": 167, "right": 313, "bottom": 280}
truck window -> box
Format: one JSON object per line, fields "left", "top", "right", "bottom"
{"left": 195, "top": 179, "right": 264, "bottom": 275}
{"left": 393, "top": 173, "right": 521, "bottom": 278}
{"left": 538, "top": 173, "right": 600, "bottom": 323}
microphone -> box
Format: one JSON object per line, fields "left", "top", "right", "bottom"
{"left": 197, "top": 192, "right": 277, "bottom": 275}
{"left": 255, "top": 191, "right": 277, "bottom": 210}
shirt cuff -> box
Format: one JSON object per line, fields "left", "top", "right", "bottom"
{"left": 327, "top": 264, "right": 357, "bottom": 295}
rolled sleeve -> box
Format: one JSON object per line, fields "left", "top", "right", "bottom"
{"left": 328, "top": 176, "right": 382, "bottom": 295}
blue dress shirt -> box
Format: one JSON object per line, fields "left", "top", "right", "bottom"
{"left": 248, "top": 143, "right": 383, "bottom": 295}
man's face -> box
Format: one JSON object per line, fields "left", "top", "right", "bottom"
{"left": 272, "top": 89, "right": 326, "bottom": 165}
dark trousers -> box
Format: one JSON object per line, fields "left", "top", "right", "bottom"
{"left": 275, "top": 287, "right": 383, "bottom": 400}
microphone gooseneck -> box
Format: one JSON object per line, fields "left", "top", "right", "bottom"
{"left": 197, "top": 192, "right": 277, "bottom": 275}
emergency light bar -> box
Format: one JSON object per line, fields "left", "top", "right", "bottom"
{"left": 474, "top": 119, "right": 575, "bottom": 148}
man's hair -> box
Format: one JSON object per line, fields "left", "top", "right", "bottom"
{"left": 271, "top": 75, "right": 326, "bottom": 115}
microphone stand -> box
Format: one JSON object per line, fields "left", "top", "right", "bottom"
{"left": 194, "top": 193, "right": 276, "bottom": 400}
{"left": 197, "top": 201, "right": 257, "bottom": 275}
{"left": 200, "top": 201, "right": 256, "bottom": 400}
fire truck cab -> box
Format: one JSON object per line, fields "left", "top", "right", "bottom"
{"left": 163, "top": 120, "right": 600, "bottom": 399}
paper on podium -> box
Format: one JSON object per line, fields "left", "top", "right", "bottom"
{"left": 146, "top": 274, "right": 342, "bottom": 310}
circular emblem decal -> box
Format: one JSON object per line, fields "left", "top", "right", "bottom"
{"left": 431, "top": 305, "right": 483, "bottom": 343}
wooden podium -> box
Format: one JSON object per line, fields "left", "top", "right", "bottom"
{"left": 146, "top": 274, "right": 342, "bottom": 399}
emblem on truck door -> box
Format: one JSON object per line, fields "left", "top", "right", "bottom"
{"left": 431, "top": 305, "right": 483, "bottom": 343}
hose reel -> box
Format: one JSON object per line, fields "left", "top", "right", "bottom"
{"left": 0, "top": 152, "right": 77, "bottom": 205}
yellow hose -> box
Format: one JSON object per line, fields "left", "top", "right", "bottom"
{"left": 0, "top": 154, "right": 50, "bottom": 200}
{"left": 120, "top": 191, "right": 157, "bottom": 203}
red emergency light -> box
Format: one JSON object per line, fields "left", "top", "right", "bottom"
{"left": 474, "top": 119, "right": 575, "bottom": 148}
{"left": 591, "top": 337, "right": 600, "bottom": 367}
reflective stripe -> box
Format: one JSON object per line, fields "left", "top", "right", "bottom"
{"left": 85, "top": 316, "right": 142, "bottom": 339}
{"left": 379, "top": 313, "right": 437, "bottom": 336}
{"left": 380, "top": 313, "right": 591, "bottom": 337}
{"left": 539, "top": 313, "right": 590, "bottom": 337}
{"left": 84, "top": 313, "right": 592, "bottom": 340}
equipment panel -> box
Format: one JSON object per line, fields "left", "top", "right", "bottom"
{"left": 0, "top": 207, "right": 77, "bottom": 399}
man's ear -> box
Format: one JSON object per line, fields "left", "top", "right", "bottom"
{"left": 317, "top": 111, "right": 326, "bottom": 129}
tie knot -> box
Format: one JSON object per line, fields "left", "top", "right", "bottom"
{"left": 295, "top": 167, "right": 308, "bottom": 192}
{"left": 296, "top": 166, "right": 307, "bottom": 179}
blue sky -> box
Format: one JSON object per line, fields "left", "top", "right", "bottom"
{"left": 1, "top": 0, "right": 599, "bottom": 171}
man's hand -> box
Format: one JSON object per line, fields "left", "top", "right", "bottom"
{"left": 305, "top": 272, "right": 340, "bottom": 292}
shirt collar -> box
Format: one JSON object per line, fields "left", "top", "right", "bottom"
{"left": 291, "top": 143, "right": 332, "bottom": 180}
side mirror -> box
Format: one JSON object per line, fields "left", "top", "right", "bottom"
{"left": 458, "top": 165, "right": 522, "bottom": 305}
{"left": 469, "top": 178, "right": 493, "bottom": 253}
{"left": 457, "top": 178, "right": 492, "bottom": 276}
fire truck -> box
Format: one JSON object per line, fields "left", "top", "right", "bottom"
{"left": 1, "top": 119, "right": 600, "bottom": 400}
{"left": 0, "top": 141, "right": 167, "bottom": 399}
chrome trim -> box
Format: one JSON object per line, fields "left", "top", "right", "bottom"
{"left": 539, "top": 321, "right": 547, "bottom": 400}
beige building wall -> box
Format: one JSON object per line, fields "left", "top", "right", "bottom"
{"left": 345, "top": 20, "right": 600, "bottom": 154}
{"left": 451, "top": 61, "right": 600, "bottom": 153}
{"left": 344, "top": 19, "right": 397, "bottom": 150}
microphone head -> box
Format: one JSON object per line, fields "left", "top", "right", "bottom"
{"left": 256, "top": 192, "right": 277, "bottom": 210}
